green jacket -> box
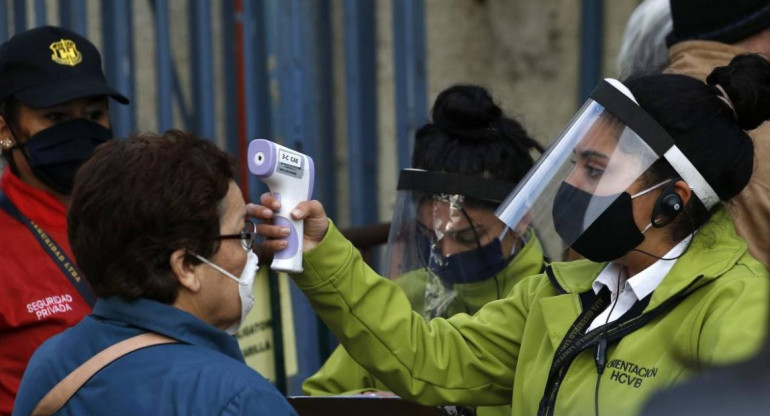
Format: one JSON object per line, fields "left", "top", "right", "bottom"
{"left": 303, "top": 234, "right": 545, "bottom": 416}
{"left": 295, "top": 208, "right": 768, "bottom": 415}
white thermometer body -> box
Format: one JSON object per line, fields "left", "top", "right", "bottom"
{"left": 248, "top": 139, "right": 315, "bottom": 273}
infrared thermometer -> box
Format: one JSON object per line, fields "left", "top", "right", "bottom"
{"left": 248, "top": 139, "right": 315, "bottom": 273}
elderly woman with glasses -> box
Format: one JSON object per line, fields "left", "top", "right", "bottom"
{"left": 12, "top": 131, "right": 296, "bottom": 416}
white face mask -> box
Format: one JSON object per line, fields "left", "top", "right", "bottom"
{"left": 193, "top": 251, "right": 259, "bottom": 335}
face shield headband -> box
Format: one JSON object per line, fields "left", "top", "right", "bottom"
{"left": 397, "top": 168, "right": 516, "bottom": 205}
{"left": 589, "top": 79, "right": 719, "bottom": 212}
{"left": 495, "top": 79, "right": 719, "bottom": 235}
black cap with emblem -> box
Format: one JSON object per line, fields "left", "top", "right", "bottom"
{"left": 0, "top": 26, "right": 129, "bottom": 108}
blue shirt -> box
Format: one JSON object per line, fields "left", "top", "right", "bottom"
{"left": 13, "top": 297, "right": 297, "bottom": 416}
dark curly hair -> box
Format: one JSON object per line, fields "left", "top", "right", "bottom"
{"left": 67, "top": 130, "right": 235, "bottom": 303}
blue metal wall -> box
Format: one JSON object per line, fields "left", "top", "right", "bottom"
{"left": 0, "top": 0, "right": 427, "bottom": 396}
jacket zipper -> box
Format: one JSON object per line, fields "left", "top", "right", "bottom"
{"left": 539, "top": 358, "right": 575, "bottom": 416}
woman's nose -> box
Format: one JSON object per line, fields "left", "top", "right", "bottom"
{"left": 436, "top": 237, "right": 464, "bottom": 258}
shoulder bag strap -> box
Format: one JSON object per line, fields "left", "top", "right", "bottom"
{"left": 31, "top": 332, "right": 178, "bottom": 416}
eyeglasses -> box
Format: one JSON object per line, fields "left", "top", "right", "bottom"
{"left": 215, "top": 220, "right": 257, "bottom": 251}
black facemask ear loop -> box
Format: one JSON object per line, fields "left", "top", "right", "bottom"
{"left": 650, "top": 178, "right": 684, "bottom": 228}
{"left": 458, "top": 205, "right": 503, "bottom": 299}
{"left": 633, "top": 178, "right": 696, "bottom": 261}
{"left": 458, "top": 206, "right": 484, "bottom": 257}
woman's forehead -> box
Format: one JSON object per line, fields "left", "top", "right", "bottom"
{"left": 578, "top": 127, "right": 621, "bottom": 155}
{"left": 220, "top": 181, "right": 246, "bottom": 226}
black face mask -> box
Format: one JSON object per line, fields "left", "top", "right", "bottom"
{"left": 552, "top": 182, "right": 644, "bottom": 262}
{"left": 12, "top": 119, "right": 113, "bottom": 194}
{"left": 418, "top": 233, "right": 513, "bottom": 287}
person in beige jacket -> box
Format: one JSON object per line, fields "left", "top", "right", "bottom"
{"left": 665, "top": 0, "right": 770, "bottom": 269}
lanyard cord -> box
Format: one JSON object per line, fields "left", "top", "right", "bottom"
{"left": 0, "top": 190, "right": 95, "bottom": 307}
{"left": 594, "top": 265, "right": 624, "bottom": 416}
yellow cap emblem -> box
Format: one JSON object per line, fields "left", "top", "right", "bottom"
{"left": 49, "top": 39, "right": 82, "bottom": 66}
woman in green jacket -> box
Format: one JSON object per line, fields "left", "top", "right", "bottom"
{"left": 303, "top": 85, "right": 545, "bottom": 416}
{"left": 256, "top": 54, "right": 770, "bottom": 416}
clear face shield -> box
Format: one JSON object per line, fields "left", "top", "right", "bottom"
{"left": 495, "top": 79, "right": 719, "bottom": 263}
{"left": 383, "top": 169, "right": 525, "bottom": 319}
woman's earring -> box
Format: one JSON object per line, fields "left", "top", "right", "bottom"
{"left": 0, "top": 137, "right": 13, "bottom": 150}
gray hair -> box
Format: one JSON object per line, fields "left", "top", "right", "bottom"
{"left": 616, "top": 0, "right": 673, "bottom": 78}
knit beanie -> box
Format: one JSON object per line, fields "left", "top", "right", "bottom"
{"left": 666, "top": 0, "right": 770, "bottom": 46}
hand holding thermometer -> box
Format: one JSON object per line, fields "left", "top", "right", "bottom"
{"left": 248, "top": 139, "right": 315, "bottom": 273}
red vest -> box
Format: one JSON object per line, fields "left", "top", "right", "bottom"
{"left": 0, "top": 168, "right": 91, "bottom": 415}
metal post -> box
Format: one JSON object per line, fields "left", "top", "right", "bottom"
{"left": 59, "top": 0, "right": 87, "bottom": 36}
{"left": 314, "top": 0, "right": 336, "bottom": 219}
{"left": 59, "top": 0, "right": 69, "bottom": 30}
{"left": 264, "top": 0, "right": 281, "bottom": 142}
{"left": 314, "top": 0, "right": 337, "bottom": 362}
{"left": 221, "top": 0, "right": 238, "bottom": 156}
{"left": 154, "top": 0, "right": 173, "bottom": 133}
{"left": 34, "top": 0, "right": 45, "bottom": 28}
{"left": 234, "top": 0, "right": 249, "bottom": 193}
{"left": 393, "top": 0, "right": 427, "bottom": 170}
{"left": 241, "top": 0, "right": 271, "bottom": 204}
{"left": 267, "top": 270, "right": 287, "bottom": 395}
{"left": 148, "top": 0, "right": 191, "bottom": 131}
{"left": 344, "top": 0, "right": 378, "bottom": 227}
{"left": 188, "top": 0, "right": 215, "bottom": 140}
{"left": 579, "top": 0, "right": 604, "bottom": 103}
{"left": 101, "top": 0, "right": 135, "bottom": 139}
{"left": 12, "top": 0, "right": 25, "bottom": 33}
{"left": 0, "top": 0, "right": 9, "bottom": 43}
{"left": 170, "top": 63, "right": 192, "bottom": 130}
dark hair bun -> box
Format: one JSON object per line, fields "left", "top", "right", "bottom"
{"left": 413, "top": 84, "right": 543, "bottom": 186}
{"left": 431, "top": 84, "right": 502, "bottom": 139}
{"left": 706, "top": 54, "right": 770, "bottom": 131}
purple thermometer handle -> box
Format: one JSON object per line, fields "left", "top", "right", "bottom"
{"left": 273, "top": 216, "right": 299, "bottom": 259}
